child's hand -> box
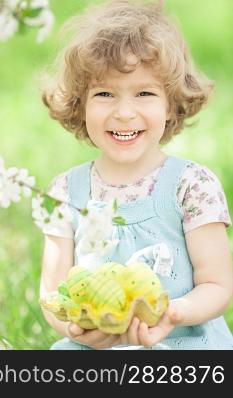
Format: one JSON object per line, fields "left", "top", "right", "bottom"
{"left": 119, "top": 300, "right": 185, "bottom": 348}
{"left": 66, "top": 322, "right": 85, "bottom": 339}
{"left": 66, "top": 322, "right": 121, "bottom": 349}
{"left": 65, "top": 299, "right": 186, "bottom": 349}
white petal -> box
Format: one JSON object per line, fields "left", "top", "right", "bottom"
{"left": 31, "top": 0, "right": 49, "bottom": 8}
{"left": 6, "top": 181, "right": 21, "bottom": 201}
{"left": 32, "top": 210, "right": 43, "bottom": 220}
{"left": 56, "top": 204, "right": 73, "bottom": 222}
{"left": 25, "top": 9, "right": 54, "bottom": 29}
{"left": 16, "top": 168, "right": 28, "bottom": 181}
{"left": 98, "top": 239, "right": 119, "bottom": 256}
{"left": 32, "top": 207, "right": 49, "bottom": 220}
{"left": 10, "top": 189, "right": 21, "bottom": 202}
{"left": 7, "top": 0, "right": 20, "bottom": 9}
{"left": 32, "top": 195, "right": 43, "bottom": 209}
{"left": 22, "top": 186, "right": 32, "bottom": 197}
{"left": 0, "top": 13, "right": 19, "bottom": 42}
{"left": 27, "top": 176, "right": 35, "bottom": 187}
{"left": 6, "top": 167, "right": 18, "bottom": 178}
{"left": 34, "top": 219, "right": 44, "bottom": 229}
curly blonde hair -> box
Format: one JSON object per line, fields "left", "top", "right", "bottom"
{"left": 42, "top": 0, "right": 214, "bottom": 146}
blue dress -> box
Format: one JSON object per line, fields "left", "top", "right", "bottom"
{"left": 50, "top": 156, "right": 233, "bottom": 350}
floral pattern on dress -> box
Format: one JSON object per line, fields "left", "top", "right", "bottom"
{"left": 194, "top": 167, "right": 216, "bottom": 183}
{"left": 135, "top": 178, "right": 147, "bottom": 187}
{"left": 148, "top": 178, "right": 157, "bottom": 196}
{"left": 42, "top": 160, "right": 232, "bottom": 238}
{"left": 99, "top": 187, "right": 108, "bottom": 201}
{"left": 183, "top": 206, "right": 203, "bottom": 224}
{"left": 125, "top": 194, "right": 141, "bottom": 202}
{"left": 177, "top": 163, "right": 231, "bottom": 232}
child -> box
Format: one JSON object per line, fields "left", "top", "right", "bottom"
{"left": 40, "top": 0, "right": 233, "bottom": 350}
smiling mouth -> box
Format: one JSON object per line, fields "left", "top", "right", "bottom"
{"left": 106, "top": 130, "right": 145, "bottom": 141}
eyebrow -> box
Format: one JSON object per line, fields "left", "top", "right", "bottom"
{"left": 89, "top": 82, "right": 162, "bottom": 90}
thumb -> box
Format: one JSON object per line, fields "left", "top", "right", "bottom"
{"left": 67, "top": 322, "right": 85, "bottom": 338}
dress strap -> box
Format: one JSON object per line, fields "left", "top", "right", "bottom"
{"left": 151, "top": 155, "right": 194, "bottom": 218}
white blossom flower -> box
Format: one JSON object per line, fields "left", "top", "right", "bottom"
{"left": 0, "top": 161, "right": 21, "bottom": 207}
{"left": 19, "top": 1, "right": 27, "bottom": 9}
{"left": 4, "top": 0, "right": 48, "bottom": 10}
{"left": 31, "top": 194, "right": 73, "bottom": 230}
{"left": 49, "top": 202, "right": 73, "bottom": 226}
{"left": 36, "top": 10, "right": 54, "bottom": 43}
{"left": 31, "top": 193, "right": 44, "bottom": 211}
{"left": 0, "top": 157, "right": 35, "bottom": 207}
{"left": 31, "top": 0, "right": 49, "bottom": 8}
{"left": 5, "top": 0, "right": 20, "bottom": 10}
{"left": 24, "top": 8, "right": 54, "bottom": 43}
{"left": 0, "top": 0, "right": 54, "bottom": 42}
{"left": 76, "top": 199, "right": 120, "bottom": 268}
{"left": 79, "top": 200, "right": 115, "bottom": 240}
{"left": 31, "top": 194, "right": 50, "bottom": 229}
{"left": 0, "top": 173, "right": 21, "bottom": 207}
{"left": 0, "top": 156, "right": 123, "bottom": 272}
{"left": 6, "top": 166, "right": 18, "bottom": 178}
{"left": 78, "top": 236, "right": 119, "bottom": 257}
{"left": 0, "top": 10, "right": 19, "bottom": 42}
{"left": 15, "top": 168, "right": 35, "bottom": 197}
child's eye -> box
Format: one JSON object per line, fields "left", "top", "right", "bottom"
{"left": 138, "top": 91, "right": 156, "bottom": 96}
{"left": 95, "top": 92, "right": 112, "bottom": 97}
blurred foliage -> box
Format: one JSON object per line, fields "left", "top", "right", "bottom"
{"left": 0, "top": 0, "right": 233, "bottom": 349}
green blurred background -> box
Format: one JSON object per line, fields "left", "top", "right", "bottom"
{"left": 0, "top": 0, "right": 232, "bottom": 349}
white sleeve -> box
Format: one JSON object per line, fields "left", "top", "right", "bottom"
{"left": 42, "top": 171, "right": 74, "bottom": 239}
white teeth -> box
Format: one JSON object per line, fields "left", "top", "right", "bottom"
{"left": 113, "top": 130, "right": 139, "bottom": 136}
{"left": 111, "top": 130, "right": 141, "bottom": 141}
{"left": 112, "top": 131, "right": 139, "bottom": 141}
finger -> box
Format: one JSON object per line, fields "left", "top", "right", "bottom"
{"left": 139, "top": 317, "right": 173, "bottom": 348}
{"left": 67, "top": 322, "right": 85, "bottom": 338}
{"left": 127, "top": 317, "right": 141, "bottom": 345}
{"left": 138, "top": 322, "right": 154, "bottom": 348}
{"left": 95, "top": 334, "right": 121, "bottom": 349}
{"left": 119, "top": 317, "right": 138, "bottom": 345}
{"left": 76, "top": 329, "right": 110, "bottom": 346}
{"left": 77, "top": 330, "right": 120, "bottom": 349}
{"left": 118, "top": 331, "right": 127, "bottom": 345}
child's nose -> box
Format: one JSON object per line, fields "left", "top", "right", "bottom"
{"left": 113, "top": 99, "right": 137, "bottom": 121}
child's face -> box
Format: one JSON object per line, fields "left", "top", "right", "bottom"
{"left": 85, "top": 58, "right": 169, "bottom": 166}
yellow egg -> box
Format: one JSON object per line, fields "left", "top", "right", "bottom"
{"left": 40, "top": 260, "right": 169, "bottom": 334}
{"left": 119, "top": 262, "right": 164, "bottom": 304}
{"left": 95, "top": 262, "right": 126, "bottom": 282}
{"left": 86, "top": 273, "right": 126, "bottom": 312}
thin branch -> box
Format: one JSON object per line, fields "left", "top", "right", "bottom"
{"left": 17, "top": 181, "right": 82, "bottom": 212}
